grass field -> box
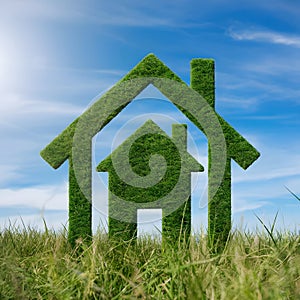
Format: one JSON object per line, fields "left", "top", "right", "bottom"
{"left": 0, "top": 223, "right": 299, "bottom": 299}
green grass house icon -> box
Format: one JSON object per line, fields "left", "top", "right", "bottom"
{"left": 40, "top": 54, "right": 260, "bottom": 250}
{"left": 97, "top": 119, "right": 204, "bottom": 243}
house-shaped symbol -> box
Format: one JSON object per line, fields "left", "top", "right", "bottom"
{"left": 40, "top": 53, "right": 260, "bottom": 248}
{"left": 96, "top": 119, "right": 204, "bottom": 242}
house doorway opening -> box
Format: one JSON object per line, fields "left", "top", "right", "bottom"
{"left": 137, "top": 209, "right": 162, "bottom": 239}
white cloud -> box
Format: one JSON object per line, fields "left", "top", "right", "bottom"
{"left": 0, "top": 94, "right": 85, "bottom": 122}
{"left": 0, "top": 166, "right": 22, "bottom": 186}
{"left": 233, "top": 149, "right": 300, "bottom": 184}
{"left": 0, "top": 183, "right": 70, "bottom": 232}
{"left": 237, "top": 114, "right": 296, "bottom": 121}
{"left": 229, "top": 28, "right": 300, "bottom": 48}
{"left": 218, "top": 96, "right": 258, "bottom": 109}
{"left": 1, "top": 0, "right": 205, "bottom": 29}
{"left": 232, "top": 197, "right": 269, "bottom": 213}
{"left": 0, "top": 184, "right": 68, "bottom": 212}
{"left": 217, "top": 64, "right": 300, "bottom": 110}
{"left": 240, "top": 55, "right": 300, "bottom": 76}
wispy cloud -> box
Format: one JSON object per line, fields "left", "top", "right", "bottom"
{"left": 0, "top": 166, "right": 22, "bottom": 186}
{"left": 0, "top": 184, "right": 68, "bottom": 230}
{"left": 232, "top": 198, "right": 269, "bottom": 213}
{"left": 2, "top": 0, "right": 207, "bottom": 29}
{"left": 0, "top": 94, "right": 85, "bottom": 122}
{"left": 228, "top": 28, "right": 300, "bottom": 48}
{"left": 0, "top": 184, "right": 68, "bottom": 211}
{"left": 237, "top": 114, "right": 297, "bottom": 121}
{"left": 233, "top": 149, "right": 300, "bottom": 184}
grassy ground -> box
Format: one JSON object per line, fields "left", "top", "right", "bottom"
{"left": 0, "top": 225, "right": 299, "bottom": 299}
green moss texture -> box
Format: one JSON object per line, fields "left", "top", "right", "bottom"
{"left": 97, "top": 120, "right": 203, "bottom": 244}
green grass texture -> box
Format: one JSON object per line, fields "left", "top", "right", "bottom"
{"left": 0, "top": 223, "right": 299, "bottom": 299}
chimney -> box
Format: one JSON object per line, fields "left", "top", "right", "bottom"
{"left": 190, "top": 58, "right": 215, "bottom": 109}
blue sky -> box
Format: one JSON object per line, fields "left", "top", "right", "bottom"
{"left": 0, "top": 0, "right": 299, "bottom": 235}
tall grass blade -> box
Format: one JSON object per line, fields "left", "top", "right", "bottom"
{"left": 254, "top": 213, "right": 278, "bottom": 247}
{"left": 285, "top": 186, "right": 300, "bottom": 202}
